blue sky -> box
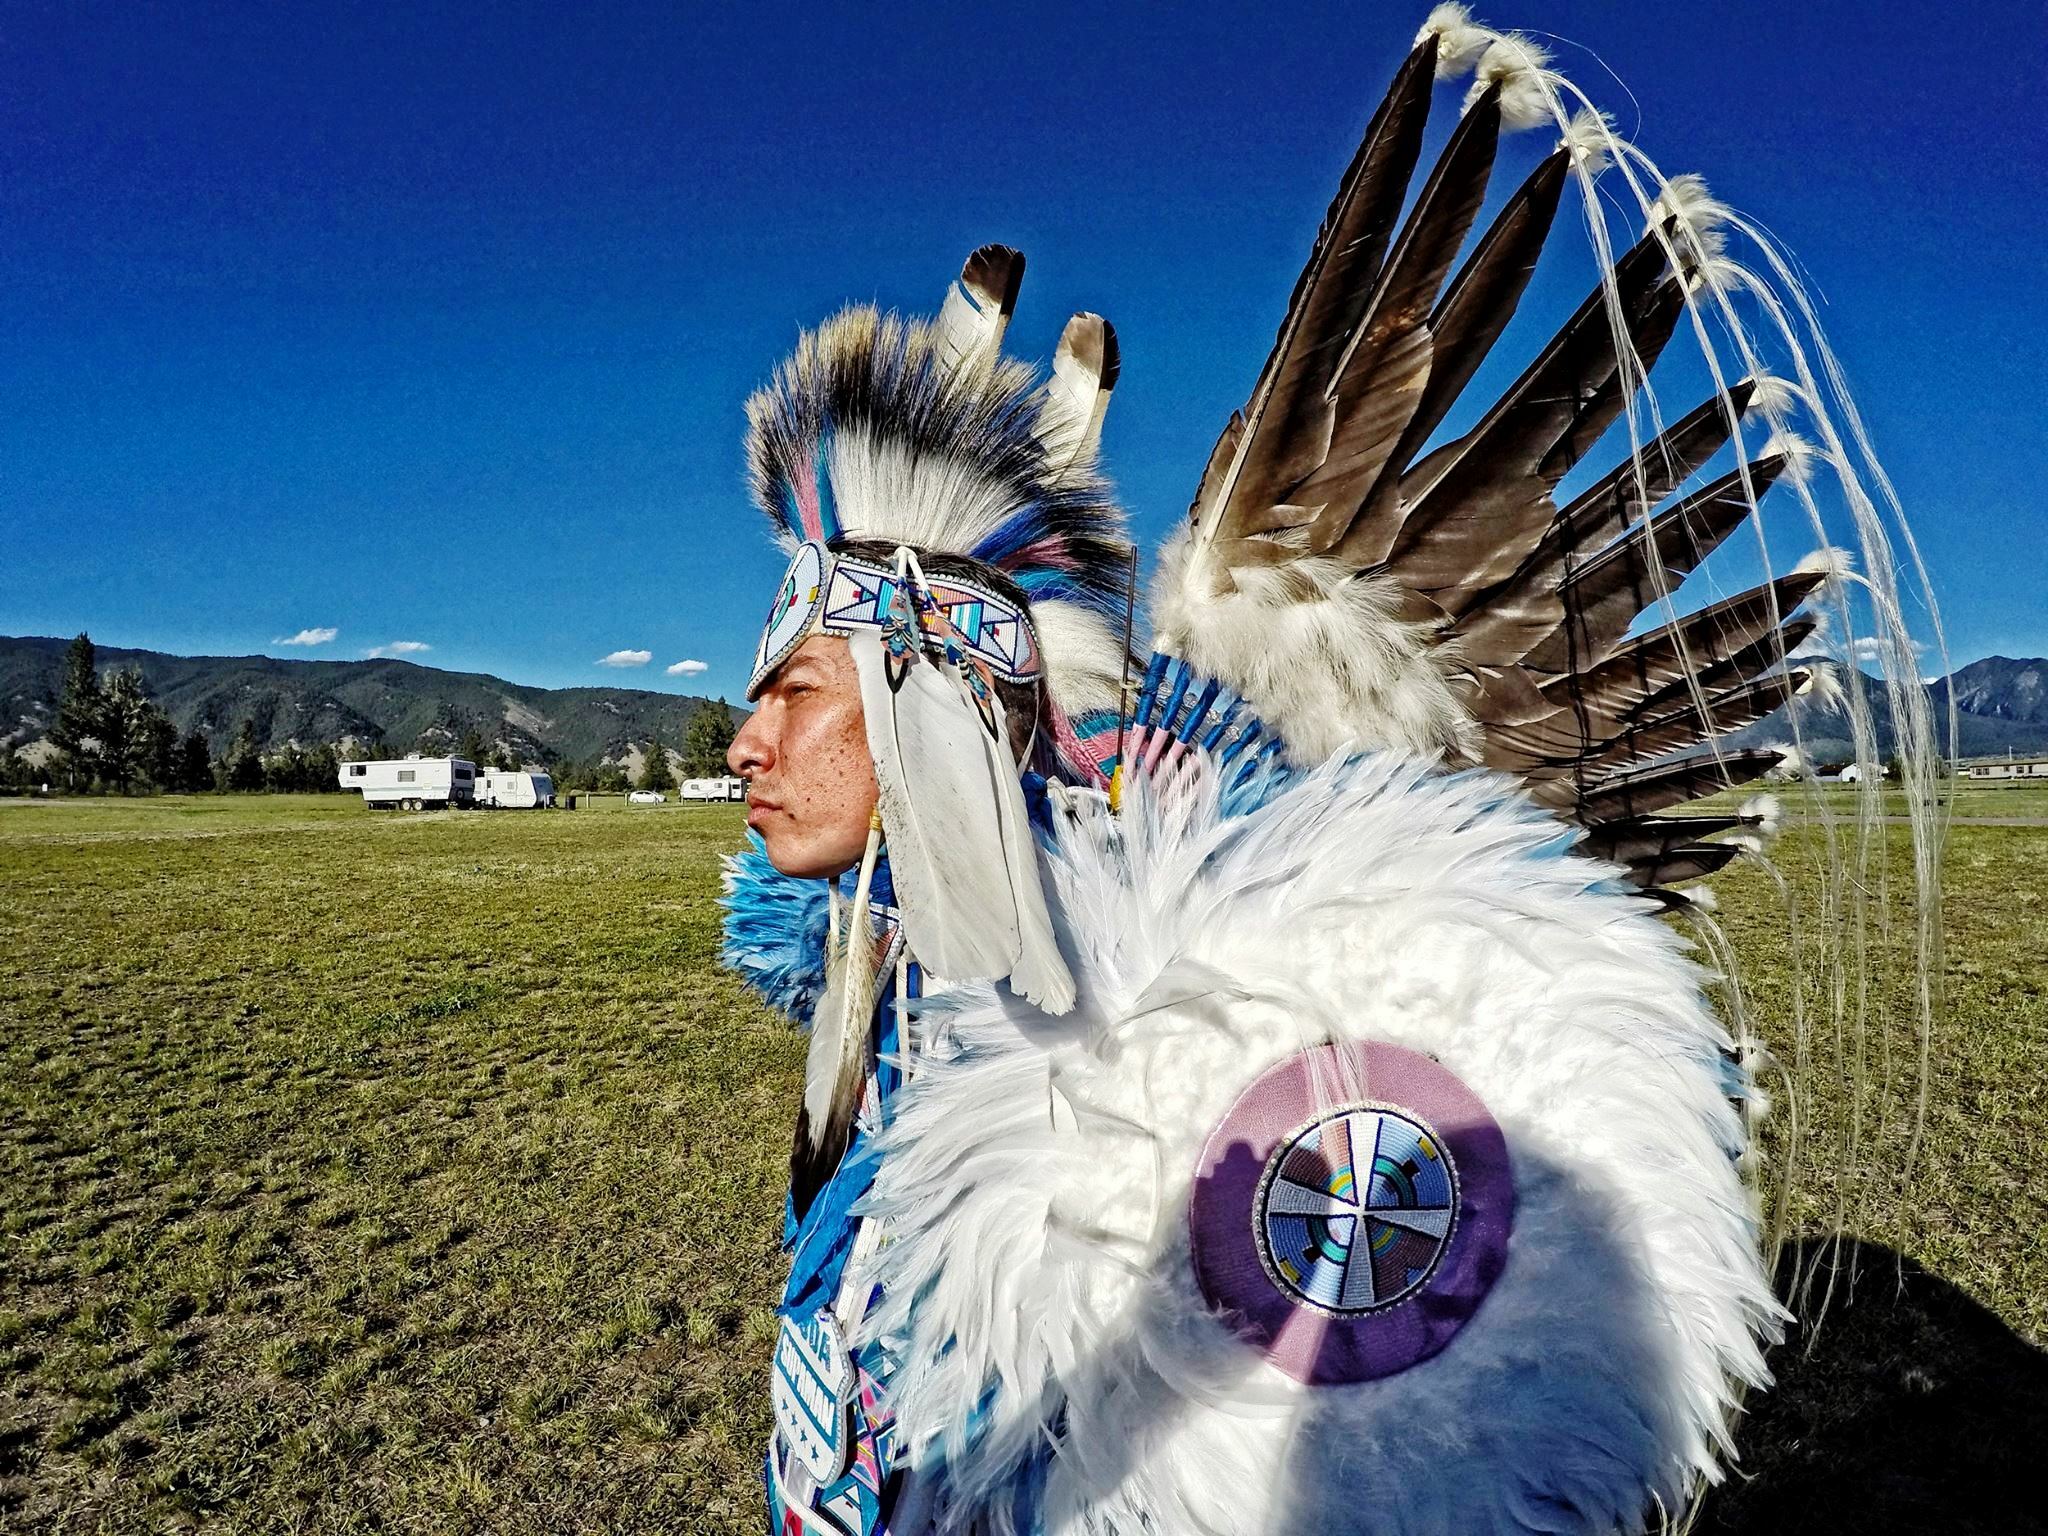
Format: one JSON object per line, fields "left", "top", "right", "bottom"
{"left": 5, "top": 0, "right": 2043, "bottom": 699}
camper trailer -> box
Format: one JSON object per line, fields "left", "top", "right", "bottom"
{"left": 338, "top": 756, "right": 477, "bottom": 810}
{"left": 476, "top": 769, "right": 556, "bottom": 809}
{"left": 679, "top": 776, "right": 748, "bottom": 803}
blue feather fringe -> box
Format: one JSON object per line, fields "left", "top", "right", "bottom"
{"left": 721, "top": 833, "right": 831, "bottom": 1024}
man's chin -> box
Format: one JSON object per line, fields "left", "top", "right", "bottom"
{"left": 759, "top": 833, "right": 859, "bottom": 882}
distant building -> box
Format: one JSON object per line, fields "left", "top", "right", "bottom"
{"left": 1959, "top": 755, "right": 2048, "bottom": 781}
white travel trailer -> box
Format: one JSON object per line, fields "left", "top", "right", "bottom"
{"left": 679, "top": 776, "right": 748, "bottom": 803}
{"left": 476, "top": 769, "right": 556, "bottom": 809}
{"left": 338, "top": 756, "right": 477, "bottom": 810}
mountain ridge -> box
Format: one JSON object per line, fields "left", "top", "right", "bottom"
{"left": 1, "top": 635, "right": 744, "bottom": 767}
{"left": 6, "top": 635, "right": 2043, "bottom": 770}
{"left": 1725, "top": 654, "right": 2048, "bottom": 763}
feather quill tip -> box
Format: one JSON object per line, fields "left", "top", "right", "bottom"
{"left": 1466, "top": 34, "right": 1556, "bottom": 130}
{"left": 1650, "top": 173, "right": 1729, "bottom": 236}
{"left": 1650, "top": 172, "right": 1731, "bottom": 271}
{"left": 1799, "top": 661, "right": 1847, "bottom": 713}
{"left": 1559, "top": 107, "right": 1615, "bottom": 175}
{"left": 1418, "top": 3, "right": 1493, "bottom": 79}
{"left": 1794, "top": 545, "right": 1854, "bottom": 583}
{"left": 1762, "top": 429, "right": 1819, "bottom": 487}
{"left": 1739, "top": 794, "right": 1783, "bottom": 837}
{"left": 1742, "top": 374, "right": 1800, "bottom": 421}
{"left": 1682, "top": 885, "right": 1720, "bottom": 914}
{"left": 1756, "top": 744, "right": 1807, "bottom": 783}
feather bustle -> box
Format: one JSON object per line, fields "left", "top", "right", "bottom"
{"left": 1289, "top": 87, "right": 1507, "bottom": 552}
{"left": 1193, "top": 34, "right": 1440, "bottom": 546}
{"left": 1313, "top": 141, "right": 1577, "bottom": 578}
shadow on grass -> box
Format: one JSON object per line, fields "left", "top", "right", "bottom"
{"left": 1700, "top": 1236, "right": 2048, "bottom": 1536}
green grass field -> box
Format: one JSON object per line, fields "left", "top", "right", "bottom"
{"left": 2, "top": 793, "right": 2042, "bottom": 1533}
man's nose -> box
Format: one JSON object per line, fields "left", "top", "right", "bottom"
{"left": 729, "top": 712, "right": 771, "bottom": 777}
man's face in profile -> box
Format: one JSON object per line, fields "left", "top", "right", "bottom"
{"left": 729, "top": 635, "right": 879, "bottom": 879}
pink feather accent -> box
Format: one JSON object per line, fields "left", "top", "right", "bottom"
{"left": 791, "top": 469, "right": 826, "bottom": 545}
{"left": 1046, "top": 698, "right": 1110, "bottom": 789}
{"left": 1010, "top": 537, "right": 1082, "bottom": 573}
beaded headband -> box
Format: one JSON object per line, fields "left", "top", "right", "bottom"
{"left": 747, "top": 540, "right": 1043, "bottom": 701}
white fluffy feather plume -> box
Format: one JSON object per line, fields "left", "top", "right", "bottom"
{"left": 1794, "top": 545, "right": 1855, "bottom": 585}
{"left": 1151, "top": 524, "right": 1478, "bottom": 765}
{"left": 1559, "top": 105, "right": 1614, "bottom": 174}
{"left": 1032, "top": 599, "right": 1133, "bottom": 722}
{"left": 856, "top": 753, "right": 1781, "bottom": 1533}
{"left": 850, "top": 630, "right": 1074, "bottom": 1014}
{"left": 1466, "top": 33, "right": 1556, "bottom": 131}
{"left": 1417, "top": 3, "right": 1492, "bottom": 78}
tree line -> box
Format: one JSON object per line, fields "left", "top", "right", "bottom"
{"left": 546, "top": 703, "right": 737, "bottom": 795}
{"left": 0, "top": 633, "right": 740, "bottom": 797}
{"left": 0, "top": 635, "right": 344, "bottom": 796}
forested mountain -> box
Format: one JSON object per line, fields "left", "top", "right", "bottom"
{"left": 1, "top": 636, "right": 742, "bottom": 766}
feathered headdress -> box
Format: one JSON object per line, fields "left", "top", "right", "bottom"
{"left": 745, "top": 247, "right": 1133, "bottom": 760}
{"left": 740, "top": 248, "right": 1135, "bottom": 1018}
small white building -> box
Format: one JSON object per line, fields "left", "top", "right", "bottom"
{"left": 338, "top": 756, "right": 477, "bottom": 810}
{"left": 476, "top": 769, "right": 556, "bottom": 808}
{"left": 1961, "top": 755, "right": 2048, "bottom": 781}
{"left": 679, "top": 775, "right": 748, "bottom": 803}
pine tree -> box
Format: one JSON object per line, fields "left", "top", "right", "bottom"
{"left": 457, "top": 725, "right": 488, "bottom": 767}
{"left": 681, "top": 699, "right": 738, "bottom": 778}
{"left": 48, "top": 633, "right": 105, "bottom": 789}
{"left": 637, "top": 732, "right": 675, "bottom": 792}
{"left": 97, "top": 669, "right": 146, "bottom": 794}
{"left": 226, "top": 719, "right": 266, "bottom": 792}
{"left": 303, "top": 741, "right": 340, "bottom": 792}
{"left": 138, "top": 706, "right": 179, "bottom": 790}
{"left": 176, "top": 729, "right": 213, "bottom": 793}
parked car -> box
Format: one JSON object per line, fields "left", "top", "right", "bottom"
{"left": 627, "top": 789, "right": 667, "bottom": 805}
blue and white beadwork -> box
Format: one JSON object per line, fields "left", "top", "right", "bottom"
{"left": 1256, "top": 1106, "right": 1458, "bottom": 1315}
{"left": 748, "top": 540, "right": 1042, "bottom": 698}
{"left": 751, "top": 541, "right": 828, "bottom": 694}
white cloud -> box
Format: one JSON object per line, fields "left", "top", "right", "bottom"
{"left": 598, "top": 649, "right": 653, "bottom": 668}
{"left": 274, "top": 626, "right": 338, "bottom": 647}
{"left": 666, "top": 658, "right": 708, "bottom": 677}
{"left": 1851, "top": 635, "right": 1929, "bottom": 665}
{"left": 365, "top": 640, "right": 432, "bottom": 659}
